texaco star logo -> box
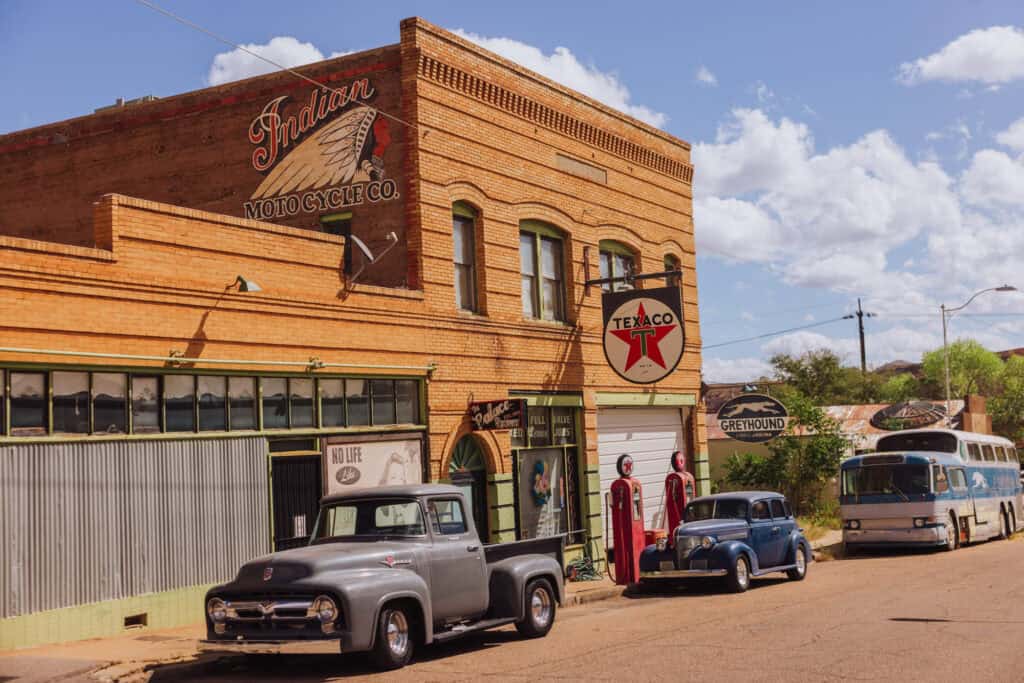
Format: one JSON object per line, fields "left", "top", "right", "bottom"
{"left": 603, "top": 294, "right": 684, "bottom": 383}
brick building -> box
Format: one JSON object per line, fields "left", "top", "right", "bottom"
{"left": 0, "top": 18, "right": 704, "bottom": 647}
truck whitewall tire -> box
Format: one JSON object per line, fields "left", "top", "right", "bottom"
{"left": 370, "top": 606, "right": 414, "bottom": 670}
{"left": 515, "top": 578, "right": 556, "bottom": 638}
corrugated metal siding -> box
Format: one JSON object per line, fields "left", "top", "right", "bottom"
{"left": 1, "top": 437, "right": 270, "bottom": 618}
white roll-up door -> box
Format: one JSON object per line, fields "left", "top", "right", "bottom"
{"left": 598, "top": 406, "right": 685, "bottom": 540}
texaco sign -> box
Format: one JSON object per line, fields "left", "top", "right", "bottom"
{"left": 601, "top": 286, "right": 685, "bottom": 384}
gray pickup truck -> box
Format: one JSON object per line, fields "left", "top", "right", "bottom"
{"left": 200, "top": 484, "right": 564, "bottom": 670}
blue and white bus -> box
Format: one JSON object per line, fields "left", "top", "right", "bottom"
{"left": 840, "top": 429, "right": 1022, "bottom": 551}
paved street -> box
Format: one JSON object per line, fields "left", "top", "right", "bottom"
{"left": 158, "top": 536, "right": 1024, "bottom": 682}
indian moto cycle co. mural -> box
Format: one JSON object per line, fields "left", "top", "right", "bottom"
{"left": 243, "top": 77, "right": 400, "bottom": 222}
{"left": 601, "top": 286, "right": 685, "bottom": 384}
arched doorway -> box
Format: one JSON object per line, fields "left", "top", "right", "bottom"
{"left": 449, "top": 435, "right": 489, "bottom": 541}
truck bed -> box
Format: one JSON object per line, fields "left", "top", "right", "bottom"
{"left": 484, "top": 534, "right": 565, "bottom": 566}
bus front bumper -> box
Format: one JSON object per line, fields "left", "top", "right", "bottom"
{"left": 843, "top": 524, "right": 946, "bottom": 547}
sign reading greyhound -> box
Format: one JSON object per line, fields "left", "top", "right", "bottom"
{"left": 717, "top": 394, "right": 789, "bottom": 443}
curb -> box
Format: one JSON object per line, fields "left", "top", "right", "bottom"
{"left": 812, "top": 542, "right": 844, "bottom": 562}
{"left": 564, "top": 585, "right": 624, "bottom": 607}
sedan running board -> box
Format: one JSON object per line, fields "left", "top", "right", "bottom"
{"left": 752, "top": 563, "right": 797, "bottom": 576}
{"left": 433, "top": 617, "right": 518, "bottom": 644}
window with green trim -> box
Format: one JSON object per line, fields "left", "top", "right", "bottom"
{"left": 599, "top": 240, "right": 635, "bottom": 292}
{"left": 453, "top": 202, "right": 478, "bottom": 312}
{"left": 664, "top": 254, "right": 681, "bottom": 287}
{"left": 520, "top": 222, "right": 566, "bottom": 322}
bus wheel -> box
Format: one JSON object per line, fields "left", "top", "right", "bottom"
{"left": 1011, "top": 509, "right": 1017, "bottom": 536}
{"left": 943, "top": 514, "right": 958, "bottom": 551}
{"left": 998, "top": 508, "right": 1010, "bottom": 540}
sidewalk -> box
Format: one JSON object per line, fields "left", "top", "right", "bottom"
{"left": 0, "top": 534, "right": 842, "bottom": 683}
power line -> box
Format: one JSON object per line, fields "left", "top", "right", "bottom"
{"left": 702, "top": 316, "right": 853, "bottom": 350}
{"left": 132, "top": 0, "right": 418, "bottom": 132}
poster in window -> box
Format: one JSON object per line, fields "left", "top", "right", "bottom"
{"left": 324, "top": 438, "right": 423, "bottom": 495}
{"left": 517, "top": 448, "right": 566, "bottom": 539}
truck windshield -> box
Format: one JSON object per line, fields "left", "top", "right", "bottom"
{"left": 313, "top": 499, "right": 425, "bottom": 541}
{"left": 842, "top": 465, "right": 930, "bottom": 498}
{"left": 685, "top": 499, "right": 749, "bottom": 522}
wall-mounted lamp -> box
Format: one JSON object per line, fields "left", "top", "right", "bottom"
{"left": 347, "top": 231, "right": 400, "bottom": 284}
{"left": 232, "top": 275, "right": 262, "bottom": 292}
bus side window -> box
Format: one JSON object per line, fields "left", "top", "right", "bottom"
{"left": 933, "top": 465, "right": 949, "bottom": 493}
{"left": 995, "top": 446, "right": 1008, "bottom": 462}
{"left": 949, "top": 468, "right": 967, "bottom": 491}
{"left": 982, "top": 445, "right": 996, "bottom": 462}
{"left": 968, "top": 443, "right": 982, "bottom": 461}
{"left": 1012, "top": 447, "right": 1020, "bottom": 463}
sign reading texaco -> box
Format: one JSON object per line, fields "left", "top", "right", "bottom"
{"left": 601, "top": 286, "right": 685, "bottom": 384}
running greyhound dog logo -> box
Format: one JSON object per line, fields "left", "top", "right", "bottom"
{"left": 972, "top": 472, "right": 988, "bottom": 489}
{"left": 721, "top": 401, "right": 784, "bottom": 418}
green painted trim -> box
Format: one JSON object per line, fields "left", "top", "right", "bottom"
{"left": 320, "top": 211, "right": 352, "bottom": 223}
{"left": 452, "top": 201, "right": 477, "bottom": 218}
{"left": 0, "top": 583, "right": 213, "bottom": 650}
{"left": 509, "top": 393, "right": 583, "bottom": 408}
{"left": 519, "top": 219, "right": 564, "bottom": 239}
{"left": 594, "top": 392, "right": 696, "bottom": 407}
{"left": 598, "top": 240, "right": 636, "bottom": 257}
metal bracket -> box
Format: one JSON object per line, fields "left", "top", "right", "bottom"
{"left": 584, "top": 268, "right": 683, "bottom": 294}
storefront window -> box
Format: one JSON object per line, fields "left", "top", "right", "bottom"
{"left": 165, "top": 375, "right": 195, "bottom": 432}
{"left": 513, "top": 403, "right": 582, "bottom": 542}
{"left": 261, "top": 377, "right": 288, "bottom": 429}
{"left": 53, "top": 371, "right": 90, "bottom": 434}
{"left": 132, "top": 376, "right": 161, "bottom": 433}
{"left": 551, "top": 407, "right": 575, "bottom": 445}
{"left": 395, "top": 379, "right": 419, "bottom": 425}
{"left": 526, "top": 406, "right": 550, "bottom": 447}
{"left": 197, "top": 376, "right": 227, "bottom": 432}
{"left": 372, "top": 379, "right": 396, "bottom": 425}
{"left": 346, "top": 379, "right": 369, "bottom": 426}
{"left": 10, "top": 372, "right": 46, "bottom": 436}
{"left": 290, "top": 378, "right": 314, "bottom": 428}
{"left": 228, "top": 377, "right": 256, "bottom": 430}
{"left": 320, "top": 378, "right": 345, "bottom": 427}
{"left": 92, "top": 372, "right": 127, "bottom": 434}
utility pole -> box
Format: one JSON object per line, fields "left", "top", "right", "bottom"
{"left": 855, "top": 298, "right": 875, "bottom": 374}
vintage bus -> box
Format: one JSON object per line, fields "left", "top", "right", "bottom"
{"left": 840, "top": 429, "right": 1022, "bottom": 551}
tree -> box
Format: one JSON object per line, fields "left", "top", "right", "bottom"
{"left": 878, "top": 373, "right": 919, "bottom": 403}
{"left": 921, "top": 340, "right": 1003, "bottom": 399}
{"left": 991, "top": 355, "right": 1024, "bottom": 443}
{"left": 770, "top": 350, "right": 846, "bottom": 404}
{"left": 722, "top": 393, "right": 848, "bottom": 514}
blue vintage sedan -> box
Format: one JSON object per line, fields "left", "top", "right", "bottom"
{"left": 639, "top": 492, "right": 811, "bottom": 592}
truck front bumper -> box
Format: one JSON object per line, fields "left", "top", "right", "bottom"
{"left": 199, "top": 638, "right": 341, "bottom": 655}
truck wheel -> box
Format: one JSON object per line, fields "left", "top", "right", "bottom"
{"left": 515, "top": 578, "right": 556, "bottom": 638}
{"left": 786, "top": 544, "right": 808, "bottom": 581}
{"left": 726, "top": 555, "right": 750, "bottom": 593}
{"left": 370, "top": 606, "right": 414, "bottom": 670}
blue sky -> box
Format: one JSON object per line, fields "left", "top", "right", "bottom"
{"left": 4, "top": 1, "right": 1024, "bottom": 381}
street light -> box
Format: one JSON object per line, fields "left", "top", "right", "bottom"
{"left": 941, "top": 284, "right": 1017, "bottom": 425}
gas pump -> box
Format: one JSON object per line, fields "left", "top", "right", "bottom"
{"left": 608, "top": 454, "right": 645, "bottom": 585}
{"left": 664, "top": 451, "right": 697, "bottom": 535}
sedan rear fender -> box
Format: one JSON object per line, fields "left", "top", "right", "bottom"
{"left": 323, "top": 569, "right": 432, "bottom": 652}
{"left": 710, "top": 540, "right": 761, "bottom": 574}
{"left": 486, "top": 555, "right": 564, "bottom": 620}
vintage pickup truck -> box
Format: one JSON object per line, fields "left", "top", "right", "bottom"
{"left": 200, "top": 484, "right": 564, "bottom": 670}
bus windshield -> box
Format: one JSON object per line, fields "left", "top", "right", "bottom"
{"left": 876, "top": 432, "right": 957, "bottom": 454}
{"left": 843, "top": 465, "right": 930, "bottom": 498}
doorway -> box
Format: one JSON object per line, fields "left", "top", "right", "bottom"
{"left": 449, "top": 435, "right": 490, "bottom": 542}
{"left": 271, "top": 454, "right": 322, "bottom": 551}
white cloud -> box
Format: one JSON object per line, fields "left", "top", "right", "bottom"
{"left": 740, "top": 311, "right": 756, "bottom": 321}
{"left": 451, "top": 29, "right": 667, "bottom": 128}
{"left": 702, "top": 356, "right": 772, "bottom": 383}
{"left": 207, "top": 37, "right": 351, "bottom": 86}
{"left": 695, "top": 65, "right": 718, "bottom": 86}
{"left": 961, "top": 149, "right": 1024, "bottom": 207}
{"left": 995, "top": 117, "right": 1024, "bottom": 151}
{"left": 899, "top": 26, "right": 1024, "bottom": 85}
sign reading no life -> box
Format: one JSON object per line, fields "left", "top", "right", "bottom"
{"left": 716, "top": 394, "right": 790, "bottom": 443}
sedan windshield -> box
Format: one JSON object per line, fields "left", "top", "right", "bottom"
{"left": 685, "top": 499, "right": 749, "bottom": 522}
{"left": 842, "top": 465, "right": 930, "bottom": 498}
{"left": 313, "top": 499, "right": 425, "bottom": 541}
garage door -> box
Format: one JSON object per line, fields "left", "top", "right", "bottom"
{"left": 598, "top": 407, "right": 685, "bottom": 541}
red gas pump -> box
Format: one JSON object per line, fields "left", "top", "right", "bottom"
{"left": 664, "top": 451, "right": 697, "bottom": 535}
{"left": 609, "top": 454, "right": 645, "bottom": 585}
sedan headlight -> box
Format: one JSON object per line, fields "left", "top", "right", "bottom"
{"left": 206, "top": 597, "right": 227, "bottom": 623}
{"left": 312, "top": 595, "right": 337, "bottom": 623}
{"left": 656, "top": 537, "right": 668, "bottom": 552}
{"left": 700, "top": 535, "right": 716, "bottom": 550}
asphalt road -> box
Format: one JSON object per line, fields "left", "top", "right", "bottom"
{"left": 171, "top": 536, "right": 1024, "bottom": 682}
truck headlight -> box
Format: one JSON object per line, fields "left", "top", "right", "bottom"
{"left": 700, "top": 536, "right": 716, "bottom": 550}
{"left": 312, "top": 595, "right": 337, "bottom": 623}
{"left": 206, "top": 597, "right": 227, "bottom": 623}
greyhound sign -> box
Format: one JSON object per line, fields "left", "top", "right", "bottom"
{"left": 716, "top": 394, "right": 789, "bottom": 443}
